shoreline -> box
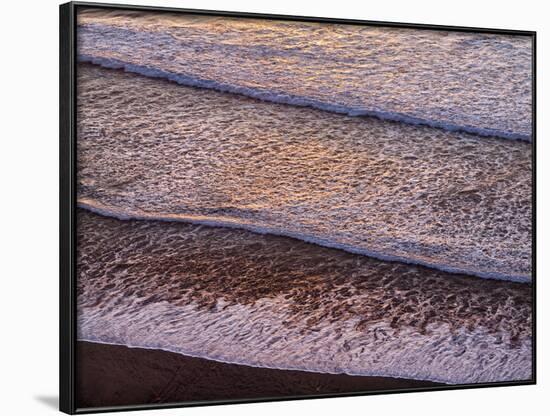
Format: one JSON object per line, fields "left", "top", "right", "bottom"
{"left": 77, "top": 341, "right": 442, "bottom": 408}
{"left": 76, "top": 202, "right": 531, "bottom": 284}
{"left": 77, "top": 209, "right": 532, "bottom": 385}
{"left": 77, "top": 59, "right": 531, "bottom": 142}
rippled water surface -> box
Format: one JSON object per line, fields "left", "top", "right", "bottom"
{"left": 78, "top": 210, "right": 532, "bottom": 384}
{"left": 78, "top": 8, "right": 532, "bottom": 140}
{"left": 75, "top": 8, "right": 533, "bottom": 387}
{"left": 77, "top": 65, "right": 531, "bottom": 281}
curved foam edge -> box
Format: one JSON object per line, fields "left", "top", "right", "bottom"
{"left": 78, "top": 337, "right": 454, "bottom": 385}
{"left": 77, "top": 297, "right": 532, "bottom": 385}
{"left": 77, "top": 199, "right": 531, "bottom": 283}
{"left": 77, "top": 55, "right": 532, "bottom": 142}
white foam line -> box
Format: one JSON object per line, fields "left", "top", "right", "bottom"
{"left": 77, "top": 337, "right": 455, "bottom": 385}
{"left": 77, "top": 200, "right": 531, "bottom": 283}
{"left": 78, "top": 55, "right": 531, "bottom": 142}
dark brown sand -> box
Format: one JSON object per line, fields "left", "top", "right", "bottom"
{"left": 77, "top": 341, "right": 442, "bottom": 409}
{"left": 77, "top": 210, "right": 531, "bottom": 341}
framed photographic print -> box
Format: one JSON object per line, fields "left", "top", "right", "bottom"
{"left": 59, "top": 1, "right": 536, "bottom": 413}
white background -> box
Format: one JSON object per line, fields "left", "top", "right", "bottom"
{"left": 0, "top": 0, "right": 546, "bottom": 414}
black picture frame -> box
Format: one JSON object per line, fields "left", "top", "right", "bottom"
{"left": 60, "top": 2, "right": 537, "bottom": 414}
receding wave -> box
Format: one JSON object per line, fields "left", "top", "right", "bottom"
{"left": 76, "top": 209, "right": 533, "bottom": 384}
{"left": 78, "top": 54, "right": 530, "bottom": 142}
{"left": 76, "top": 64, "right": 532, "bottom": 284}
{"left": 77, "top": 15, "right": 532, "bottom": 141}
{"left": 78, "top": 199, "right": 529, "bottom": 283}
{"left": 75, "top": 11, "right": 533, "bottom": 389}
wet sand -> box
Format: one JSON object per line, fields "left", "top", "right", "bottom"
{"left": 77, "top": 210, "right": 532, "bottom": 384}
{"left": 77, "top": 63, "right": 532, "bottom": 282}
{"left": 74, "top": 12, "right": 533, "bottom": 409}
{"left": 77, "top": 341, "right": 442, "bottom": 408}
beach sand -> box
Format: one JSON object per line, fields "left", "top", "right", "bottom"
{"left": 76, "top": 341, "right": 441, "bottom": 408}
{"left": 74, "top": 13, "right": 533, "bottom": 410}
{"left": 77, "top": 210, "right": 532, "bottom": 387}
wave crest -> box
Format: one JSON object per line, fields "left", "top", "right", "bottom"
{"left": 78, "top": 55, "right": 531, "bottom": 142}
{"left": 78, "top": 199, "right": 531, "bottom": 283}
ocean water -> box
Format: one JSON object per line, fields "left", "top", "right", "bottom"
{"left": 77, "top": 9, "right": 532, "bottom": 140}
{"left": 77, "top": 210, "right": 532, "bottom": 384}
{"left": 77, "top": 64, "right": 531, "bottom": 282}
{"left": 76, "top": 9, "right": 533, "bottom": 386}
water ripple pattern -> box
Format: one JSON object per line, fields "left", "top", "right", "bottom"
{"left": 77, "top": 9, "right": 533, "bottom": 141}
{"left": 75, "top": 10, "right": 533, "bottom": 387}
{"left": 77, "top": 210, "right": 532, "bottom": 384}
{"left": 77, "top": 65, "right": 532, "bottom": 282}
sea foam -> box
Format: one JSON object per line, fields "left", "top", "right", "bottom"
{"left": 77, "top": 16, "right": 533, "bottom": 141}
{"left": 76, "top": 64, "right": 533, "bottom": 283}
{"left": 76, "top": 210, "right": 533, "bottom": 385}
{"left": 78, "top": 54, "right": 530, "bottom": 142}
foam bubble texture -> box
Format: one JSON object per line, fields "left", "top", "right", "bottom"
{"left": 77, "top": 210, "right": 532, "bottom": 384}
{"left": 77, "top": 65, "right": 532, "bottom": 281}
{"left": 77, "top": 9, "right": 533, "bottom": 140}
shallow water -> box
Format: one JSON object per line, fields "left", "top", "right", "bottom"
{"left": 77, "top": 9, "right": 532, "bottom": 140}
{"left": 77, "top": 210, "right": 532, "bottom": 384}
{"left": 77, "top": 64, "right": 531, "bottom": 281}
{"left": 75, "top": 9, "right": 533, "bottom": 387}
